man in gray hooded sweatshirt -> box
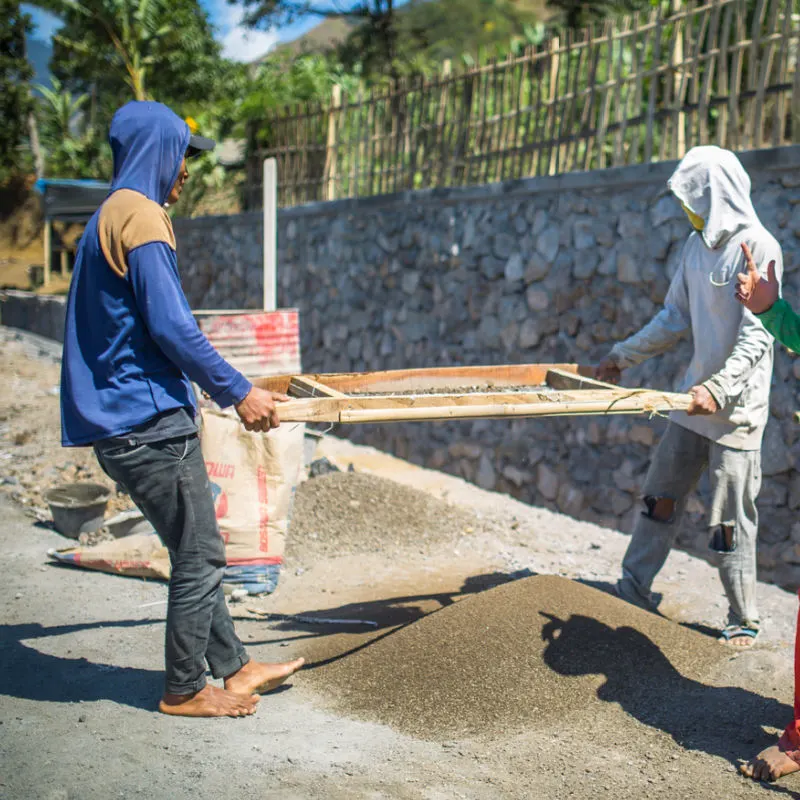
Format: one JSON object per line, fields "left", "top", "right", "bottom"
{"left": 598, "top": 146, "right": 783, "bottom": 646}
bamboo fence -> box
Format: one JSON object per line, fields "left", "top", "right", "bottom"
{"left": 244, "top": 0, "right": 800, "bottom": 208}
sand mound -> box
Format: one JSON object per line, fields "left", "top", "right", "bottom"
{"left": 302, "top": 575, "right": 727, "bottom": 739}
{"left": 287, "top": 472, "right": 480, "bottom": 563}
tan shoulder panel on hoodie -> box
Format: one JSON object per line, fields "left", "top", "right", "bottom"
{"left": 98, "top": 188, "right": 176, "bottom": 278}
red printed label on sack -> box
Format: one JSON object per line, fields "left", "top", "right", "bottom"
{"left": 206, "top": 461, "right": 236, "bottom": 480}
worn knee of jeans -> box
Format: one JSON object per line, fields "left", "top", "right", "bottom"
{"left": 642, "top": 495, "right": 675, "bottom": 524}
{"left": 710, "top": 524, "right": 736, "bottom": 553}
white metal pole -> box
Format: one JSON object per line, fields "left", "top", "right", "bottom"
{"left": 263, "top": 157, "right": 277, "bottom": 311}
{"left": 43, "top": 219, "right": 52, "bottom": 288}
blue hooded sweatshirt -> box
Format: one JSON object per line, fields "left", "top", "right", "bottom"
{"left": 60, "top": 101, "right": 252, "bottom": 446}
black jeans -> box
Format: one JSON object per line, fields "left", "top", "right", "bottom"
{"left": 94, "top": 433, "right": 249, "bottom": 694}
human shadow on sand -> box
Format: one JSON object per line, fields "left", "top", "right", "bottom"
{"left": 0, "top": 619, "right": 162, "bottom": 711}
{"left": 540, "top": 611, "right": 796, "bottom": 789}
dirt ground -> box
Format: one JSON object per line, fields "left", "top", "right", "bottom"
{"left": 2, "top": 325, "right": 800, "bottom": 799}
{"left": 0, "top": 328, "right": 134, "bottom": 521}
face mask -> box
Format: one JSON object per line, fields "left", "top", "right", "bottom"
{"left": 681, "top": 203, "right": 705, "bottom": 231}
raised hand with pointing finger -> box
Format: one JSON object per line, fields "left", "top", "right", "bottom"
{"left": 736, "top": 241, "right": 779, "bottom": 314}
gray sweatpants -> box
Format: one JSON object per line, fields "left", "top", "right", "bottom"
{"left": 617, "top": 421, "right": 761, "bottom": 628}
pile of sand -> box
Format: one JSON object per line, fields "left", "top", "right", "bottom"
{"left": 287, "top": 471, "right": 483, "bottom": 563}
{"left": 301, "top": 575, "right": 727, "bottom": 739}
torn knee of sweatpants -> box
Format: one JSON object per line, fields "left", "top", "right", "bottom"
{"left": 710, "top": 524, "right": 736, "bottom": 553}
{"left": 642, "top": 495, "right": 676, "bottom": 523}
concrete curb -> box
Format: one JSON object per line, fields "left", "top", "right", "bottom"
{"left": 0, "top": 291, "right": 66, "bottom": 343}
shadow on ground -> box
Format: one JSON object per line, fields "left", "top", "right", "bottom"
{"left": 541, "top": 610, "right": 796, "bottom": 794}
{"left": 0, "top": 619, "right": 162, "bottom": 711}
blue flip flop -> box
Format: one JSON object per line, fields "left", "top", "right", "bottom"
{"left": 719, "top": 624, "right": 759, "bottom": 647}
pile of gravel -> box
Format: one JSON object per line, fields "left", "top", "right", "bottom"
{"left": 302, "top": 574, "right": 726, "bottom": 739}
{"left": 287, "top": 472, "right": 481, "bottom": 564}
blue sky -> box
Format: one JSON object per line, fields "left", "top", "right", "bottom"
{"left": 22, "top": 1, "right": 324, "bottom": 62}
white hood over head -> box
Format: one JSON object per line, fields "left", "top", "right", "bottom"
{"left": 610, "top": 145, "right": 784, "bottom": 450}
{"left": 668, "top": 146, "right": 758, "bottom": 250}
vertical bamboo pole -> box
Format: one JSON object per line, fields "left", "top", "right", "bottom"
{"left": 546, "top": 36, "right": 561, "bottom": 175}
{"left": 437, "top": 60, "right": 453, "bottom": 186}
{"left": 403, "top": 76, "right": 419, "bottom": 190}
{"left": 754, "top": 0, "right": 780, "bottom": 147}
{"left": 472, "top": 61, "right": 491, "bottom": 185}
{"left": 716, "top": 2, "right": 733, "bottom": 148}
{"left": 596, "top": 20, "right": 617, "bottom": 170}
{"left": 744, "top": 0, "right": 767, "bottom": 148}
{"left": 511, "top": 53, "right": 528, "bottom": 179}
{"left": 324, "top": 84, "right": 342, "bottom": 201}
{"left": 529, "top": 50, "right": 547, "bottom": 177}
{"left": 520, "top": 49, "right": 541, "bottom": 178}
{"left": 451, "top": 70, "right": 475, "bottom": 187}
{"left": 793, "top": 35, "right": 800, "bottom": 144}
{"left": 443, "top": 62, "right": 464, "bottom": 187}
{"left": 555, "top": 31, "right": 577, "bottom": 174}
{"left": 772, "top": 1, "right": 792, "bottom": 146}
{"left": 728, "top": 0, "right": 746, "bottom": 150}
{"left": 366, "top": 88, "right": 377, "bottom": 195}
{"left": 628, "top": 11, "right": 650, "bottom": 164}
{"left": 580, "top": 23, "right": 605, "bottom": 170}
{"left": 687, "top": 3, "right": 712, "bottom": 148}
{"left": 616, "top": 14, "right": 640, "bottom": 165}
{"left": 351, "top": 87, "right": 364, "bottom": 198}
{"left": 672, "top": 0, "right": 686, "bottom": 159}
{"left": 390, "top": 80, "right": 404, "bottom": 193}
{"left": 494, "top": 53, "right": 513, "bottom": 182}
{"left": 697, "top": 1, "right": 722, "bottom": 146}
{"left": 658, "top": 6, "right": 678, "bottom": 162}
{"left": 481, "top": 59, "right": 498, "bottom": 185}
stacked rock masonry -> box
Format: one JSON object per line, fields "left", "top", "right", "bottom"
{"left": 174, "top": 147, "right": 800, "bottom": 588}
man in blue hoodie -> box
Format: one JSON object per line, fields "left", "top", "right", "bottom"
{"left": 61, "top": 101, "right": 304, "bottom": 718}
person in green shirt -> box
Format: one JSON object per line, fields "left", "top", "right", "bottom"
{"left": 737, "top": 241, "right": 800, "bottom": 782}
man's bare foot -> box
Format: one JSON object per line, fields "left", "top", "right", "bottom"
{"left": 740, "top": 745, "right": 800, "bottom": 782}
{"left": 728, "top": 635, "right": 757, "bottom": 648}
{"left": 158, "top": 684, "right": 261, "bottom": 717}
{"left": 224, "top": 657, "right": 305, "bottom": 695}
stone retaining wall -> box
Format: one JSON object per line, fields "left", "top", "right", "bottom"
{"left": 8, "top": 148, "right": 798, "bottom": 588}
{"left": 175, "top": 145, "right": 800, "bottom": 588}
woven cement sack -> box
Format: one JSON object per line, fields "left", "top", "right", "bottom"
{"left": 200, "top": 408, "right": 304, "bottom": 594}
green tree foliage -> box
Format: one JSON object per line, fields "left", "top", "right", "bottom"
{"left": 24, "top": 0, "right": 233, "bottom": 179}
{"left": 0, "top": 1, "right": 34, "bottom": 183}
{"left": 545, "top": 0, "right": 653, "bottom": 29}
{"left": 31, "top": 0, "right": 225, "bottom": 105}
{"left": 238, "top": 53, "right": 358, "bottom": 122}
{"left": 35, "top": 77, "right": 111, "bottom": 177}
{"left": 351, "top": 0, "right": 545, "bottom": 74}
{"left": 237, "top": 0, "right": 547, "bottom": 79}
